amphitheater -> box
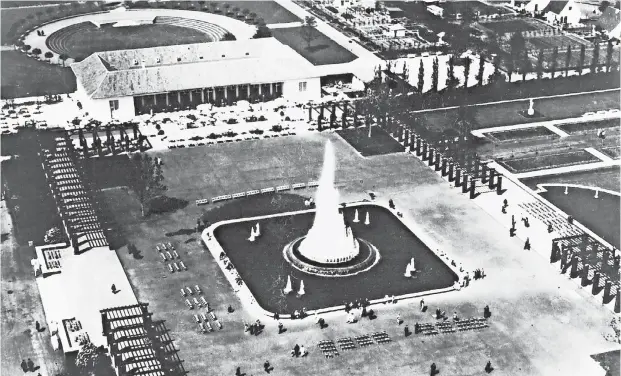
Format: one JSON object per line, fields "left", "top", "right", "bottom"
{"left": 22, "top": 8, "right": 256, "bottom": 65}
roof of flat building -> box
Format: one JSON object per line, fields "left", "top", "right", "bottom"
{"left": 545, "top": 0, "right": 570, "bottom": 14}
{"left": 71, "top": 38, "right": 320, "bottom": 99}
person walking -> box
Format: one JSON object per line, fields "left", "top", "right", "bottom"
{"left": 263, "top": 360, "right": 271, "bottom": 373}
{"left": 35, "top": 321, "right": 40, "bottom": 332}
{"left": 396, "top": 313, "right": 402, "bottom": 325}
{"left": 293, "top": 344, "right": 300, "bottom": 357}
{"left": 430, "top": 362, "right": 437, "bottom": 375}
{"left": 485, "top": 360, "right": 493, "bottom": 373}
{"left": 20, "top": 359, "right": 27, "bottom": 372}
{"left": 420, "top": 298, "right": 425, "bottom": 311}
{"left": 277, "top": 321, "right": 283, "bottom": 334}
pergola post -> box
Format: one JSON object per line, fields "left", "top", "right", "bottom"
{"left": 592, "top": 271, "right": 601, "bottom": 295}
{"left": 461, "top": 174, "right": 469, "bottom": 193}
{"left": 496, "top": 175, "right": 503, "bottom": 194}
{"left": 488, "top": 169, "right": 495, "bottom": 189}
{"left": 165, "top": 93, "right": 170, "bottom": 106}
{"left": 481, "top": 164, "right": 488, "bottom": 183}
{"left": 469, "top": 179, "right": 476, "bottom": 199}
{"left": 441, "top": 159, "right": 448, "bottom": 176}
{"left": 435, "top": 153, "right": 442, "bottom": 171}
{"left": 581, "top": 264, "right": 590, "bottom": 286}
{"left": 448, "top": 162, "right": 455, "bottom": 181}
{"left": 201, "top": 89, "right": 205, "bottom": 102}
{"left": 454, "top": 168, "right": 462, "bottom": 187}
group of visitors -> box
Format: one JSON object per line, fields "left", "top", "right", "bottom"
{"left": 290, "top": 343, "right": 308, "bottom": 357}
{"left": 20, "top": 359, "right": 38, "bottom": 374}
{"left": 473, "top": 268, "right": 485, "bottom": 280}
{"left": 36, "top": 29, "right": 45, "bottom": 36}
{"left": 501, "top": 199, "right": 509, "bottom": 214}
{"left": 244, "top": 319, "right": 263, "bottom": 336}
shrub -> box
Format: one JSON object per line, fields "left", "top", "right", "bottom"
{"left": 158, "top": 130, "right": 165, "bottom": 135}
{"left": 31, "top": 48, "right": 42, "bottom": 56}
{"left": 227, "top": 118, "right": 238, "bottom": 124}
{"left": 223, "top": 130, "right": 238, "bottom": 137}
{"left": 187, "top": 114, "right": 197, "bottom": 121}
{"left": 155, "top": 123, "right": 161, "bottom": 130}
{"left": 271, "top": 124, "right": 283, "bottom": 132}
{"left": 207, "top": 133, "right": 221, "bottom": 139}
{"left": 249, "top": 128, "right": 264, "bottom": 134}
{"left": 22, "top": 44, "right": 31, "bottom": 51}
{"left": 285, "top": 116, "right": 291, "bottom": 121}
{"left": 258, "top": 115, "right": 267, "bottom": 121}
{"left": 44, "top": 227, "right": 62, "bottom": 244}
{"left": 190, "top": 136, "right": 204, "bottom": 141}
{"left": 44, "top": 51, "right": 54, "bottom": 59}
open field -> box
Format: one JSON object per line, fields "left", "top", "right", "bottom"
{"left": 226, "top": 1, "right": 300, "bottom": 24}
{"left": 86, "top": 132, "right": 618, "bottom": 376}
{"left": 0, "top": 50, "right": 76, "bottom": 99}
{"left": 521, "top": 166, "right": 621, "bottom": 192}
{"left": 479, "top": 19, "right": 541, "bottom": 35}
{"left": 419, "top": 89, "right": 621, "bottom": 133}
{"left": 272, "top": 26, "right": 357, "bottom": 66}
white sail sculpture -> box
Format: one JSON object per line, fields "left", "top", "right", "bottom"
{"left": 364, "top": 212, "right": 370, "bottom": 226}
{"left": 283, "top": 275, "right": 293, "bottom": 294}
{"left": 298, "top": 141, "right": 360, "bottom": 264}
{"left": 255, "top": 222, "right": 261, "bottom": 237}
{"left": 248, "top": 226, "right": 256, "bottom": 242}
{"left": 404, "top": 257, "right": 417, "bottom": 277}
{"left": 297, "top": 280, "right": 305, "bottom": 296}
{"left": 353, "top": 209, "right": 360, "bottom": 223}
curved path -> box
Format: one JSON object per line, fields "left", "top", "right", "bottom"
{"left": 21, "top": 8, "right": 256, "bottom": 66}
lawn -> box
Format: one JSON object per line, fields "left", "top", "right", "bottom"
{"left": 480, "top": 19, "right": 538, "bottom": 34}
{"left": 557, "top": 118, "right": 621, "bottom": 134}
{"left": 441, "top": 1, "right": 511, "bottom": 17}
{"left": 214, "top": 204, "right": 457, "bottom": 313}
{"left": 46, "top": 22, "right": 214, "bottom": 61}
{"left": 0, "top": 129, "right": 65, "bottom": 245}
{"left": 520, "top": 166, "right": 621, "bottom": 193}
{"left": 272, "top": 26, "right": 358, "bottom": 66}
{"left": 500, "top": 150, "right": 600, "bottom": 173}
{"left": 540, "top": 185, "right": 620, "bottom": 249}
{"left": 600, "top": 146, "right": 621, "bottom": 159}
{"left": 486, "top": 126, "right": 556, "bottom": 142}
{"left": 1, "top": 50, "right": 76, "bottom": 98}
{"left": 337, "top": 126, "right": 405, "bottom": 157}
{"left": 226, "top": 1, "right": 299, "bottom": 24}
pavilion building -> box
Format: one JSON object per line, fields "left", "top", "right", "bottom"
{"left": 71, "top": 38, "right": 322, "bottom": 121}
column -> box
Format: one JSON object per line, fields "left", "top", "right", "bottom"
{"left": 615, "top": 288, "right": 620, "bottom": 313}
{"left": 481, "top": 164, "right": 488, "bottom": 183}
{"left": 165, "top": 93, "right": 170, "bottom": 106}
{"left": 422, "top": 142, "right": 428, "bottom": 161}
{"left": 399, "top": 128, "right": 404, "bottom": 143}
{"left": 416, "top": 138, "right": 422, "bottom": 156}
{"left": 474, "top": 159, "right": 480, "bottom": 178}
{"left": 560, "top": 246, "right": 569, "bottom": 271}
{"left": 270, "top": 83, "right": 274, "bottom": 94}
{"left": 488, "top": 169, "right": 495, "bottom": 189}
{"left": 428, "top": 148, "right": 435, "bottom": 166}
{"left": 441, "top": 159, "right": 448, "bottom": 176}
{"left": 224, "top": 87, "right": 228, "bottom": 100}
{"left": 603, "top": 280, "right": 612, "bottom": 303}
{"left": 570, "top": 255, "right": 578, "bottom": 277}
{"left": 247, "top": 85, "right": 251, "bottom": 97}
{"left": 153, "top": 94, "right": 157, "bottom": 104}
{"left": 454, "top": 168, "right": 462, "bottom": 187}
{"left": 461, "top": 174, "right": 469, "bottom": 193}
{"left": 592, "top": 271, "right": 601, "bottom": 295}
{"left": 469, "top": 178, "right": 476, "bottom": 199}
{"left": 448, "top": 163, "right": 455, "bottom": 182}
{"left": 434, "top": 153, "right": 442, "bottom": 171}
{"left": 177, "top": 91, "right": 181, "bottom": 104}
{"left": 581, "top": 264, "right": 590, "bottom": 286}
{"left": 496, "top": 175, "right": 503, "bottom": 194}
{"left": 235, "top": 85, "right": 240, "bottom": 99}
{"left": 201, "top": 89, "right": 205, "bottom": 102}
{"left": 404, "top": 129, "right": 410, "bottom": 147}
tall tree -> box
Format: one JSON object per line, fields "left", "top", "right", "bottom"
{"left": 599, "top": 0, "right": 611, "bottom": 12}
{"left": 447, "top": 55, "right": 459, "bottom": 89}
{"left": 59, "top": 53, "right": 69, "bottom": 67}
{"left": 488, "top": 55, "right": 505, "bottom": 86}
{"left": 509, "top": 32, "right": 526, "bottom": 67}
{"left": 302, "top": 16, "right": 317, "bottom": 48}
{"left": 578, "top": 44, "right": 586, "bottom": 75}
{"left": 476, "top": 54, "right": 485, "bottom": 85}
{"left": 536, "top": 48, "right": 544, "bottom": 80}
{"left": 550, "top": 46, "right": 559, "bottom": 78}
{"left": 591, "top": 41, "right": 600, "bottom": 73}
{"left": 431, "top": 57, "right": 439, "bottom": 92}
{"left": 128, "top": 153, "right": 167, "bottom": 216}
{"left": 464, "top": 57, "right": 472, "bottom": 88}
{"left": 417, "top": 59, "right": 424, "bottom": 93}
{"left": 565, "top": 44, "right": 572, "bottom": 76}
{"left": 253, "top": 24, "right": 272, "bottom": 39}
{"left": 606, "top": 39, "right": 614, "bottom": 72}
{"left": 522, "top": 48, "right": 530, "bottom": 81}
{"left": 76, "top": 341, "right": 106, "bottom": 376}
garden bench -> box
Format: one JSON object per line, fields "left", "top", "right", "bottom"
{"left": 180, "top": 289, "right": 187, "bottom": 297}
{"left": 185, "top": 299, "right": 193, "bottom": 309}
{"left": 185, "top": 286, "right": 193, "bottom": 295}
{"left": 194, "top": 285, "right": 202, "bottom": 294}
{"left": 167, "top": 264, "right": 174, "bottom": 273}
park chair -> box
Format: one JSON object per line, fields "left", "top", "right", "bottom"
{"left": 193, "top": 314, "right": 201, "bottom": 323}
{"left": 156, "top": 244, "right": 162, "bottom": 252}
{"left": 200, "top": 312, "right": 208, "bottom": 322}
{"left": 166, "top": 251, "right": 173, "bottom": 260}
{"left": 167, "top": 242, "right": 175, "bottom": 250}
{"left": 194, "top": 285, "right": 202, "bottom": 294}
{"left": 180, "top": 289, "right": 187, "bottom": 297}
{"left": 199, "top": 296, "right": 208, "bottom": 306}
{"left": 199, "top": 322, "right": 207, "bottom": 333}
{"left": 173, "top": 262, "right": 181, "bottom": 272}
{"left": 179, "top": 261, "right": 187, "bottom": 271}
{"left": 160, "top": 253, "right": 168, "bottom": 262}
{"left": 185, "top": 286, "right": 193, "bottom": 295}
{"left": 215, "top": 320, "right": 222, "bottom": 330}
{"left": 209, "top": 311, "right": 217, "bottom": 321}
{"left": 172, "top": 250, "right": 179, "bottom": 259}
{"left": 193, "top": 297, "right": 201, "bottom": 307}
{"left": 185, "top": 299, "right": 194, "bottom": 310}
{"left": 205, "top": 321, "right": 213, "bottom": 332}
{"left": 167, "top": 264, "right": 174, "bottom": 273}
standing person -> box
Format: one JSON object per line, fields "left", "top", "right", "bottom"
{"left": 263, "top": 360, "right": 271, "bottom": 373}
{"left": 20, "top": 359, "right": 27, "bottom": 372}
{"left": 420, "top": 298, "right": 425, "bottom": 311}
{"left": 235, "top": 366, "right": 242, "bottom": 376}
{"left": 27, "top": 358, "right": 34, "bottom": 372}
{"left": 111, "top": 284, "right": 116, "bottom": 293}
{"left": 485, "top": 360, "right": 493, "bottom": 373}
{"left": 293, "top": 344, "right": 300, "bottom": 357}
{"left": 404, "top": 324, "right": 409, "bottom": 336}
{"left": 430, "top": 362, "right": 437, "bottom": 375}
{"left": 396, "top": 313, "right": 402, "bottom": 325}
{"left": 277, "top": 321, "right": 284, "bottom": 334}
{"left": 35, "top": 321, "right": 40, "bottom": 332}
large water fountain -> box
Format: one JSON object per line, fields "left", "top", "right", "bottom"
{"left": 297, "top": 141, "right": 360, "bottom": 264}
{"left": 283, "top": 141, "right": 380, "bottom": 276}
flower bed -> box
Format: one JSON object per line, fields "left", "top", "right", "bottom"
{"left": 500, "top": 150, "right": 601, "bottom": 173}
{"left": 557, "top": 118, "right": 621, "bottom": 135}
{"left": 486, "top": 126, "right": 556, "bottom": 142}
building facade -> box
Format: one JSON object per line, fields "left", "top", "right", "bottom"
{"left": 71, "top": 38, "right": 322, "bottom": 121}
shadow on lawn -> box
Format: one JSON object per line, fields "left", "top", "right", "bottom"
{"left": 149, "top": 196, "right": 189, "bottom": 214}
{"left": 305, "top": 44, "right": 330, "bottom": 53}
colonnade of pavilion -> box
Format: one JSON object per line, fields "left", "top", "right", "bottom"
{"left": 134, "top": 82, "right": 284, "bottom": 115}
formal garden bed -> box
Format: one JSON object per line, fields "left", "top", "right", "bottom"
{"left": 500, "top": 150, "right": 601, "bottom": 173}
{"left": 336, "top": 126, "right": 405, "bottom": 157}
{"left": 486, "top": 126, "right": 557, "bottom": 142}
{"left": 557, "top": 118, "right": 621, "bottom": 134}
{"left": 600, "top": 146, "right": 621, "bottom": 160}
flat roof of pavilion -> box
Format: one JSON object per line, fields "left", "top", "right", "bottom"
{"left": 36, "top": 246, "right": 138, "bottom": 353}
{"left": 71, "top": 38, "right": 320, "bottom": 100}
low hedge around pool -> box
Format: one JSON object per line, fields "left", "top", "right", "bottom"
{"left": 500, "top": 150, "right": 601, "bottom": 173}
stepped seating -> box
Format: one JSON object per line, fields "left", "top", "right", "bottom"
{"left": 46, "top": 22, "right": 92, "bottom": 56}
{"left": 436, "top": 321, "right": 456, "bottom": 334}
{"left": 337, "top": 337, "right": 356, "bottom": 351}
{"left": 418, "top": 322, "right": 439, "bottom": 336}
{"left": 455, "top": 317, "right": 488, "bottom": 332}
{"left": 154, "top": 16, "right": 228, "bottom": 41}
{"left": 318, "top": 340, "right": 339, "bottom": 358}
{"left": 518, "top": 201, "right": 582, "bottom": 237}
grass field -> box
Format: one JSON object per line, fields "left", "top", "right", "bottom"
{"left": 0, "top": 50, "right": 76, "bottom": 98}
{"left": 441, "top": 1, "right": 511, "bottom": 17}
{"left": 272, "top": 26, "right": 357, "bottom": 66}
{"left": 46, "top": 22, "right": 214, "bottom": 60}
{"left": 600, "top": 146, "right": 621, "bottom": 159}
{"left": 87, "top": 132, "right": 618, "bottom": 376}
{"left": 541, "top": 185, "right": 620, "bottom": 249}
{"left": 480, "top": 19, "right": 539, "bottom": 34}
{"left": 520, "top": 166, "right": 621, "bottom": 193}
{"left": 336, "top": 127, "right": 405, "bottom": 156}
{"left": 500, "top": 150, "right": 600, "bottom": 173}
{"left": 226, "top": 0, "right": 299, "bottom": 24}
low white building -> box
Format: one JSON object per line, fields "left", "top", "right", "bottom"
{"left": 382, "top": 24, "right": 406, "bottom": 37}
{"left": 70, "top": 38, "right": 322, "bottom": 121}
{"left": 544, "top": 0, "right": 581, "bottom": 25}
{"left": 427, "top": 5, "right": 444, "bottom": 18}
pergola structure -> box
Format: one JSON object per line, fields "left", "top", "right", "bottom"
{"left": 551, "top": 234, "right": 620, "bottom": 312}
